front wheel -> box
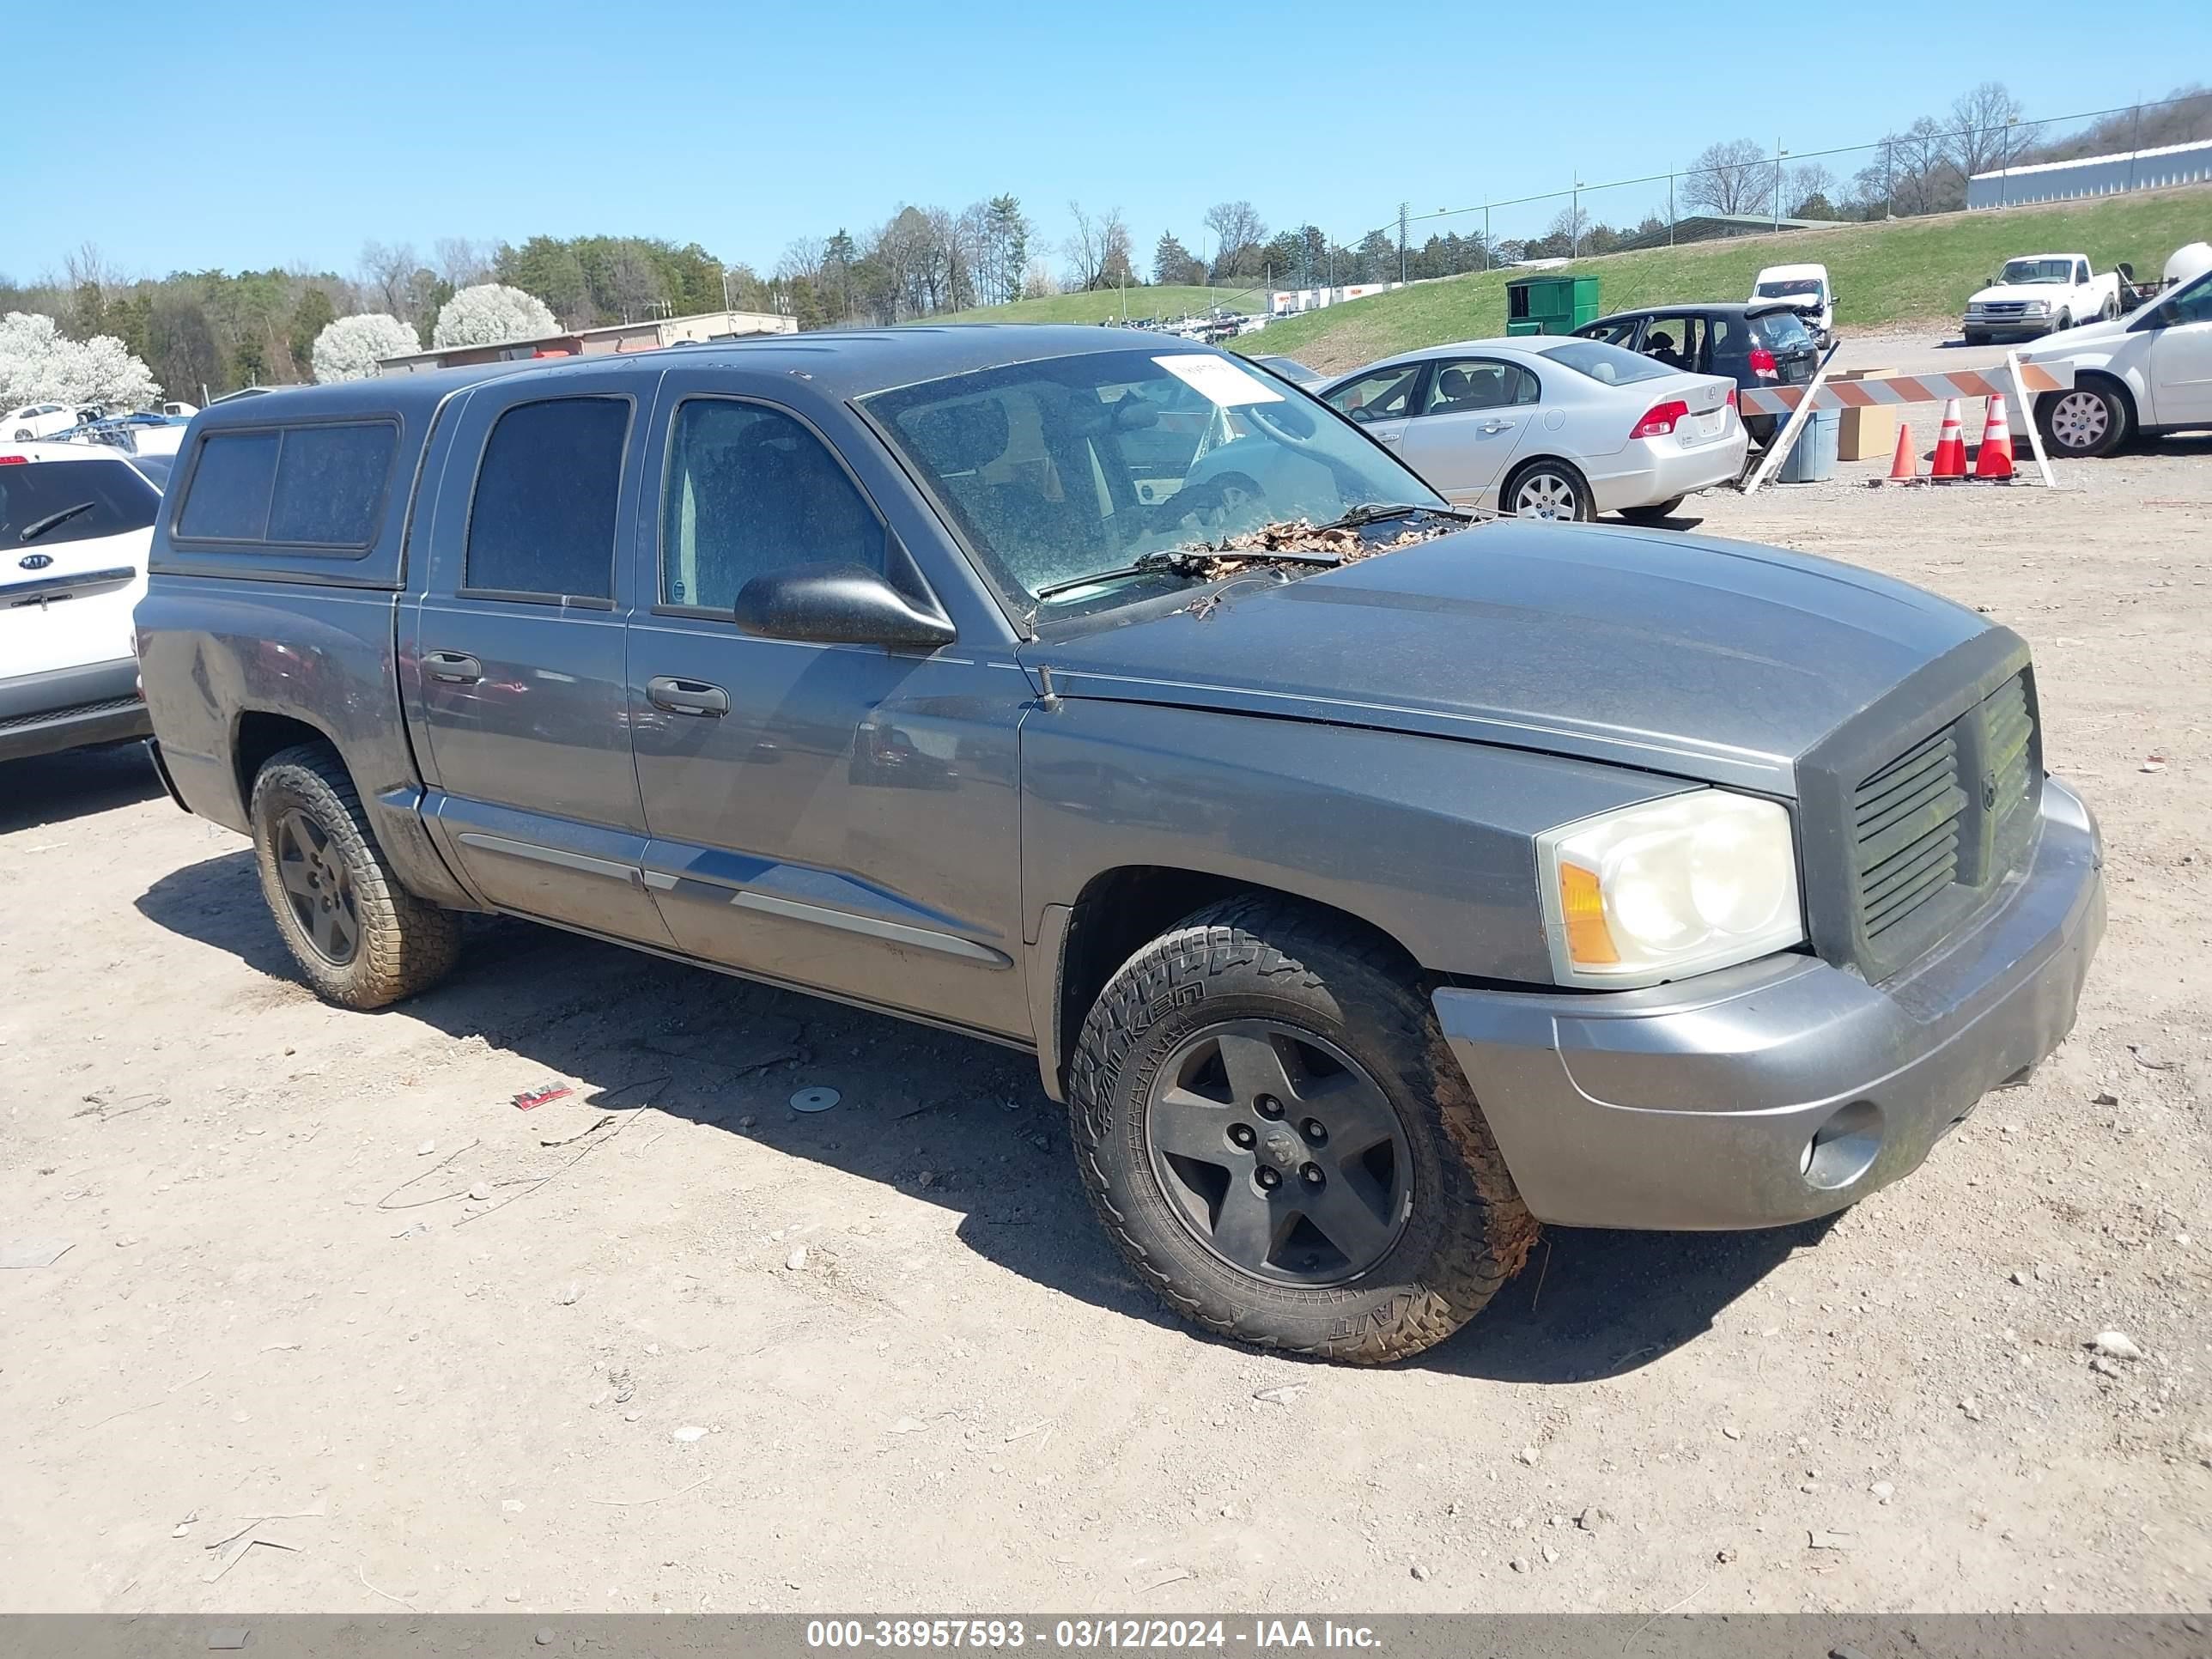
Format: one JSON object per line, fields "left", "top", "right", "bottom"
{"left": 249, "top": 743, "right": 462, "bottom": 1008}
{"left": 2038, "top": 382, "right": 2128, "bottom": 459}
{"left": 2054, "top": 310, "right": 2073, "bottom": 332}
{"left": 1066, "top": 896, "right": 1538, "bottom": 1364}
{"left": 1504, "top": 459, "right": 1593, "bottom": 522}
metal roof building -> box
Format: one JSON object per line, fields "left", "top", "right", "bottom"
{"left": 377, "top": 307, "right": 798, "bottom": 375}
{"left": 1969, "top": 139, "right": 2212, "bottom": 209}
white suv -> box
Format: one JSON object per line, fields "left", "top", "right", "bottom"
{"left": 0, "top": 442, "right": 161, "bottom": 763}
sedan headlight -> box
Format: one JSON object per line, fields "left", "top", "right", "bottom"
{"left": 1537, "top": 793, "right": 1804, "bottom": 987}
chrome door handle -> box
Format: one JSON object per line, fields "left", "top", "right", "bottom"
{"left": 647, "top": 676, "right": 730, "bottom": 717}
{"left": 1374, "top": 430, "right": 1402, "bottom": 443}
{"left": 1479, "top": 421, "right": 1516, "bottom": 434}
{"left": 425, "top": 651, "right": 483, "bottom": 684}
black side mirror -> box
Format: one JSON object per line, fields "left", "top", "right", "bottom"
{"left": 733, "top": 562, "right": 955, "bottom": 649}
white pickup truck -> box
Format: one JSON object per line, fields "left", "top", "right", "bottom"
{"left": 1963, "top": 254, "right": 2123, "bottom": 343}
{"left": 2013, "top": 243, "right": 2212, "bottom": 457}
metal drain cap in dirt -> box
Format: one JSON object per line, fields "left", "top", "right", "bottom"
{"left": 789, "top": 1087, "right": 841, "bottom": 1114}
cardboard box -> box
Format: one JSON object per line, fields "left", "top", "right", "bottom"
{"left": 1832, "top": 368, "right": 1897, "bottom": 462}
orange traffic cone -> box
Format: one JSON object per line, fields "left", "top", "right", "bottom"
{"left": 1973, "top": 394, "right": 2014, "bottom": 480}
{"left": 1889, "top": 422, "right": 1918, "bottom": 481}
{"left": 1929, "top": 398, "right": 1967, "bottom": 480}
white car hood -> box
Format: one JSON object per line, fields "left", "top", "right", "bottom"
{"left": 2019, "top": 313, "right": 2130, "bottom": 359}
{"left": 1968, "top": 284, "right": 2068, "bottom": 307}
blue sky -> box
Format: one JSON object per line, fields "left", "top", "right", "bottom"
{"left": 3, "top": 1, "right": 2199, "bottom": 288}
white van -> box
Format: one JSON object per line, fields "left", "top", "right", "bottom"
{"left": 1750, "top": 263, "right": 1836, "bottom": 349}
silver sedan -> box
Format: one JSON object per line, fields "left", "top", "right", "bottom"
{"left": 1315, "top": 337, "right": 1748, "bottom": 522}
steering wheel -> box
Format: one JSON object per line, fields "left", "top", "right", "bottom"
{"left": 1144, "top": 471, "right": 1262, "bottom": 537}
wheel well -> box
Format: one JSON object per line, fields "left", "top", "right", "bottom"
{"left": 1501, "top": 454, "right": 1587, "bottom": 493}
{"left": 233, "top": 712, "right": 337, "bottom": 817}
{"left": 1053, "top": 867, "right": 1421, "bottom": 1094}
{"left": 2045, "top": 371, "right": 2136, "bottom": 416}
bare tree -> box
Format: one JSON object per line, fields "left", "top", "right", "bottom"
{"left": 1022, "top": 260, "right": 1060, "bottom": 300}
{"left": 1787, "top": 162, "right": 1838, "bottom": 216}
{"left": 432, "top": 237, "right": 493, "bottom": 289}
{"left": 1945, "top": 81, "right": 2026, "bottom": 184}
{"left": 776, "top": 236, "right": 828, "bottom": 285}
{"left": 358, "top": 240, "right": 421, "bottom": 321}
{"left": 1202, "top": 201, "right": 1267, "bottom": 276}
{"left": 1064, "top": 201, "right": 1105, "bottom": 292}
{"left": 1682, "top": 139, "right": 1778, "bottom": 216}
{"left": 606, "top": 240, "right": 669, "bottom": 323}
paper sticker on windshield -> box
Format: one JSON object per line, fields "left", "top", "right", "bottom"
{"left": 1155, "top": 355, "right": 1283, "bottom": 407}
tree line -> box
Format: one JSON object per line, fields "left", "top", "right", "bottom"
{"left": 3, "top": 78, "right": 2204, "bottom": 402}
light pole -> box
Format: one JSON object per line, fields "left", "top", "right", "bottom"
{"left": 1571, "top": 181, "right": 1583, "bottom": 258}
{"left": 1773, "top": 140, "right": 1789, "bottom": 229}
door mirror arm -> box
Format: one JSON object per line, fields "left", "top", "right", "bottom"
{"left": 733, "top": 562, "right": 956, "bottom": 649}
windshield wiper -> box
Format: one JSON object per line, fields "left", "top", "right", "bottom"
{"left": 1318, "top": 501, "right": 1453, "bottom": 531}
{"left": 1032, "top": 541, "right": 1343, "bottom": 602}
{"left": 18, "top": 501, "right": 96, "bottom": 543}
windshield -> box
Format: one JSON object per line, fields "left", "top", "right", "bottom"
{"left": 1754, "top": 278, "right": 1822, "bottom": 299}
{"left": 0, "top": 458, "right": 158, "bottom": 547}
{"left": 860, "top": 348, "right": 1445, "bottom": 609}
{"left": 1999, "top": 259, "right": 2074, "bottom": 285}
{"left": 1535, "top": 339, "right": 1676, "bottom": 386}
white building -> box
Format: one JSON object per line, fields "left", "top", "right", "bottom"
{"left": 1969, "top": 138, "right": 2212, "bottom": 210}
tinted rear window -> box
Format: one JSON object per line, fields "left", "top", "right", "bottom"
{"left": 0, "top": 457, "right": 159, "bottom": 548}
{"left": 176, "top": 422, "right": 397, "bottom": 547}
{"left": 465, "top": 398, "right": 630, "bottom": 600}
{"left": 1538, "top": 340, "right": 1674, "bottom": 386}
{"left": 1753, "top": 311, "right": 1815, "bottom": 352}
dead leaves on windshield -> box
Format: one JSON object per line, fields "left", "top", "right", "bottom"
{"left": 1176, "top": 518, "right": 1458, "bottom": 617}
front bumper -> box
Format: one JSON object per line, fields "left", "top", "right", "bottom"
{"left": 0, "top": 659, "right": 152, "bottom": 764}
{"left": 1434, "top": 776, "right": 2103, "bottom": 1231}
{"left": 1965, "top": 315, "right": 2053, "bottom": 337}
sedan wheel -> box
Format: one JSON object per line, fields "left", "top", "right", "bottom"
{"left": 1508, "top": 464, "right": 1589, "bottom": 521}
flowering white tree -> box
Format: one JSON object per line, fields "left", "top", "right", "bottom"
{"left": 311, "top": 313, "right": 421, "bottom": 383}
{"left": 0, "top": 312, "right": 161, "bottom": 410}
{"left": 431, "top": 283, "right": 557, "bottom": 349}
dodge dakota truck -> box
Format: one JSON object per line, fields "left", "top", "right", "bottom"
{"left": 135, "top": 327, "right": 2105, "bottom": 1364}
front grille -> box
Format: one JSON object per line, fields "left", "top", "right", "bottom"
{"left": 0, "top": 695, "right": 143, "bottom": 734}
{"left": 1844, "top": 671, "right": 2039, "bottom": 967}
{"left": 1853, "top": 730, "right": 1966, "bottom": 946}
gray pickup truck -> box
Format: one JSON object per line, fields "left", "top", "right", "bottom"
{"left": 136, "top": 325, "right": 2104, "bottom": 1364}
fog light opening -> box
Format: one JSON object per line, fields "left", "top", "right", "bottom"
{"left": 1802, "top": 1100, "right": 1883, "bottom": 1192}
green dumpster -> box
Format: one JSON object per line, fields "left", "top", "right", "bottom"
{"left": 1504, "top": 274, "right": 1601, "bottom": 337}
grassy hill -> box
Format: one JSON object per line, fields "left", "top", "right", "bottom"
{"left": 1234, "top": 188, "right": 2209, "bottom": 375}
{"left": 922, "top": 282, "right": 1270, "bottom": 327}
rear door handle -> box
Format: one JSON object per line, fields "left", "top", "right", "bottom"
{"left": 1479, "top": 420, "right": 1516, "bottom": 434}
{"left": 647, "top": 675, "right": 730, "bottom": 717}
{"left": 425, "top": 651, "right": 483, "bottom": 684}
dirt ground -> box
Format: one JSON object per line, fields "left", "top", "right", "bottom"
{"left": 3, "top": 428, "right": 2209, "bottom": 1620}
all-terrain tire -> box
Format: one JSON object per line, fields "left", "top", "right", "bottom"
{"left": 1066, "top": 895, "right": 1538, "bottom": 1364}
{"left": 249, "top": 742, "right": 461, "bottom": 1009}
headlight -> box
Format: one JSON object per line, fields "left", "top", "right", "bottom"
{"left": 1537, "top": 793, "right": 1804, "bottom": 987}
{"left": 2022, "top": 300, "right": 2051, "bottom": 314}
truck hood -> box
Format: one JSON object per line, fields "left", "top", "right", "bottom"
{"left": 1968, "top": 283, "right": 2068, "bottom": 306}
{"left": 1030, "top": 522, "right": 1991, "bottom": 793}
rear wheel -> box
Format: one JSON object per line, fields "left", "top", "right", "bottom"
{"left": 1618, "top": 495, "right": 1687, "bottom": 525}
{"left": 2039, "top": 382, "right": 2128, "bottom": 459}
{"left": 1067, "top": 896, "right": 1537, "bottom": 1364}
{"left": 249, "top": 743, "right": 461, "bottom": 1008}
{"left": 1503, "top": 459, "right": 1592, "bottom": 522}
